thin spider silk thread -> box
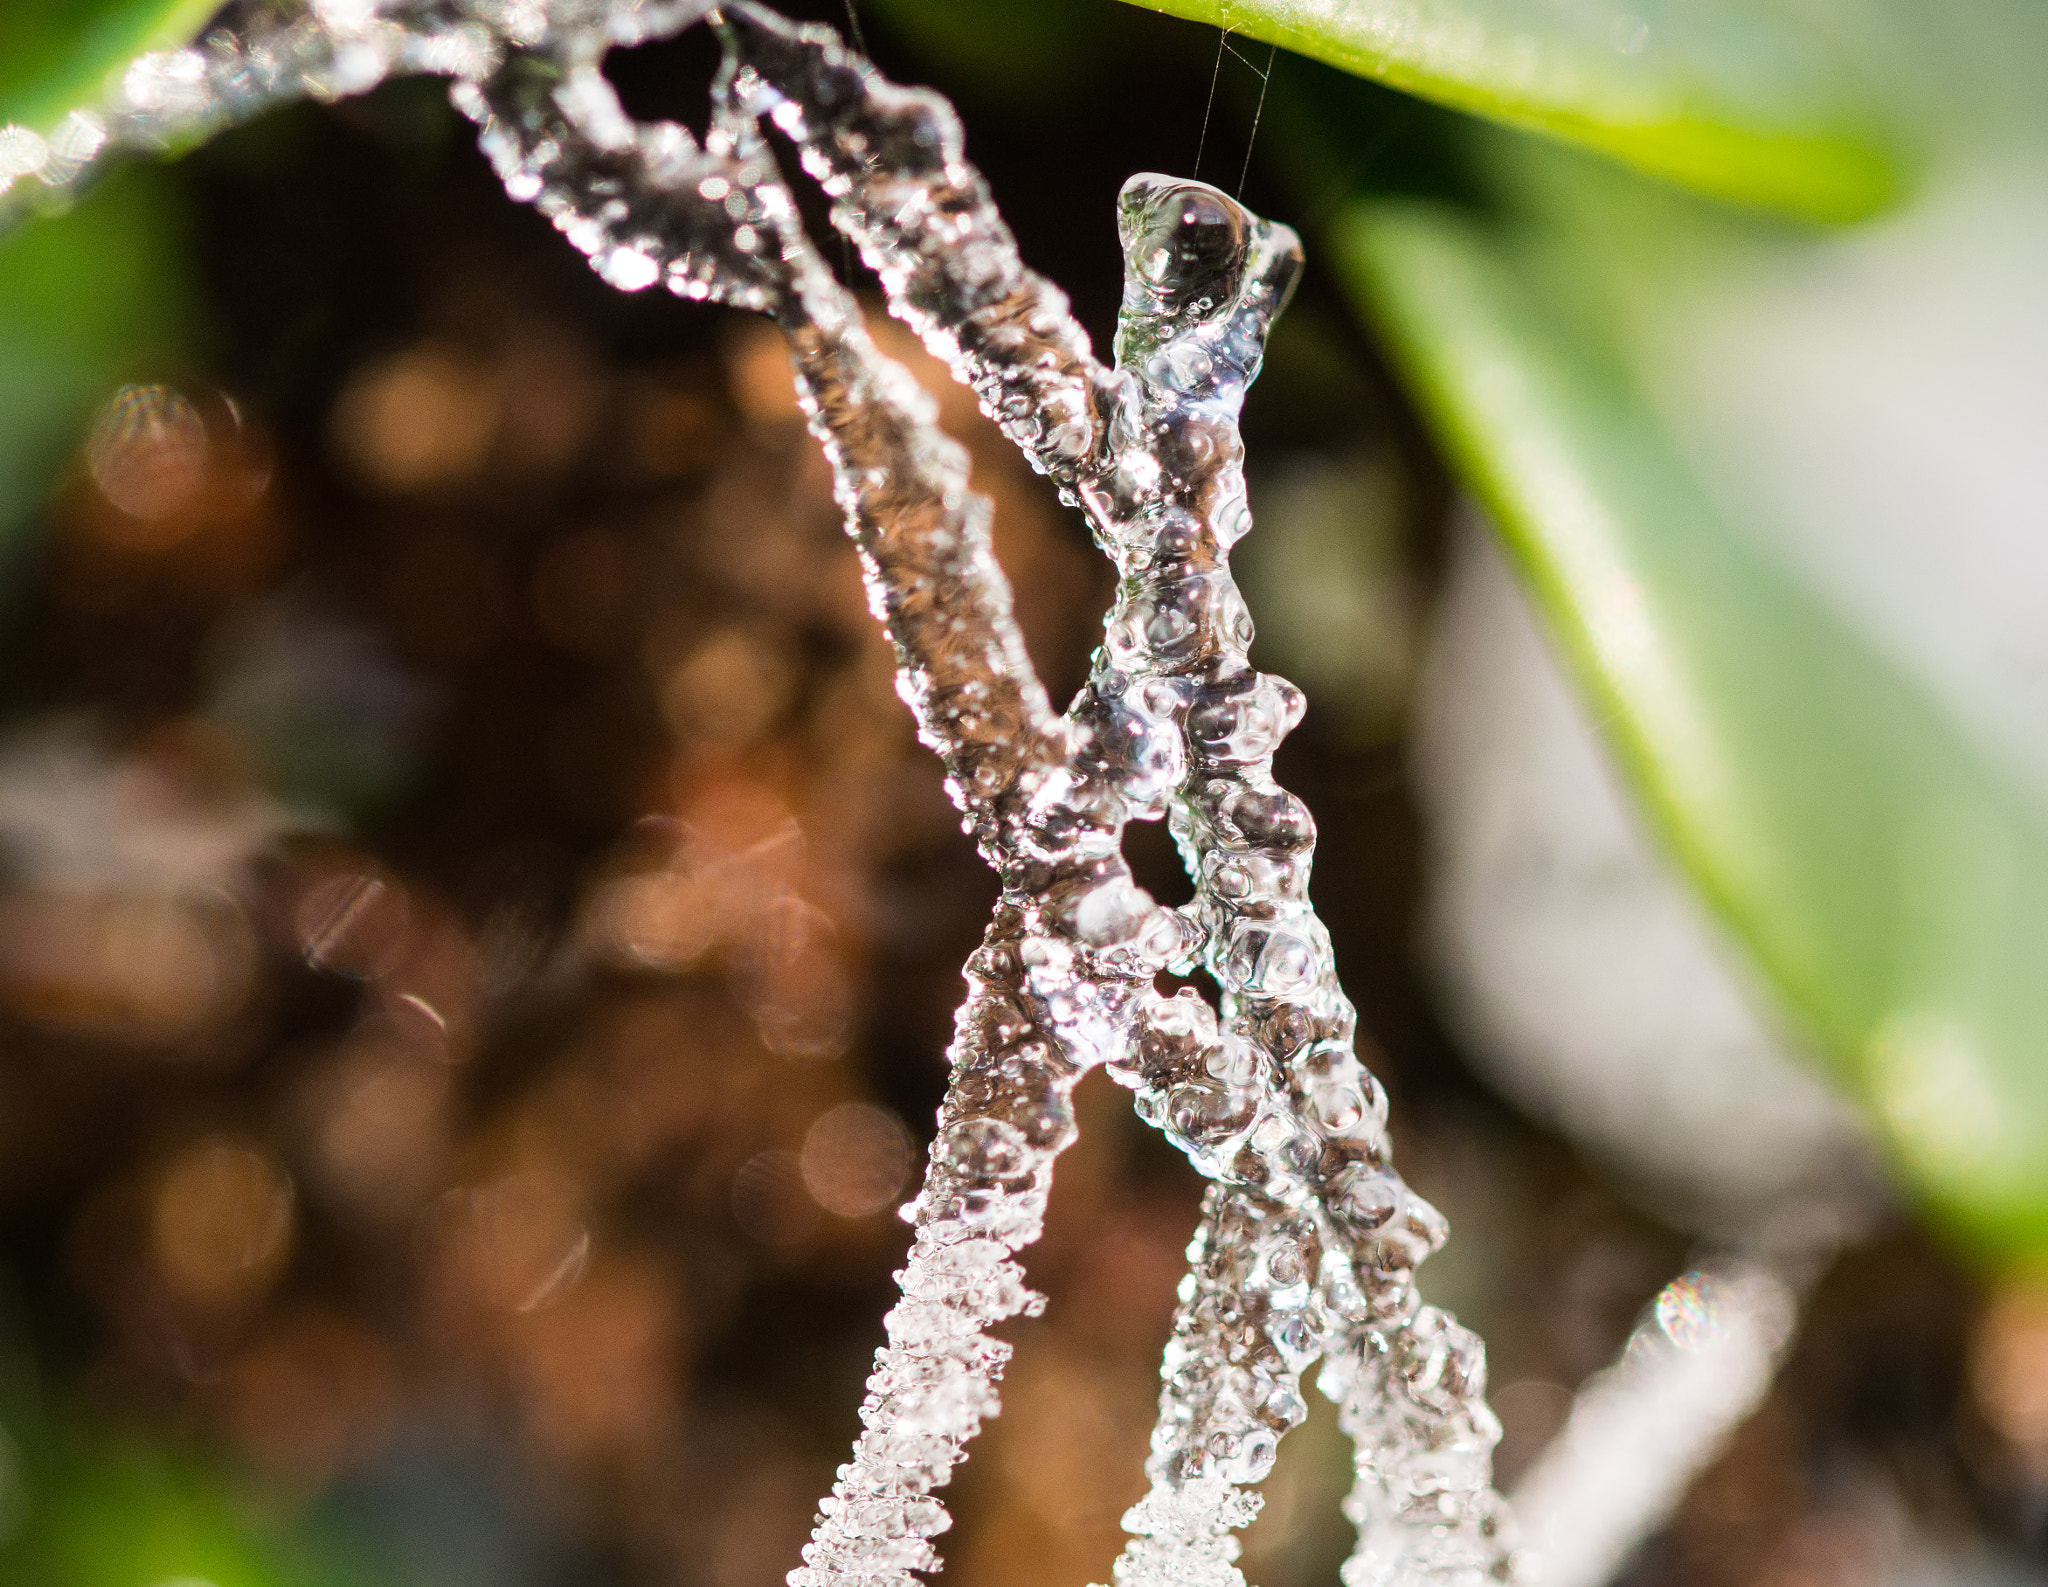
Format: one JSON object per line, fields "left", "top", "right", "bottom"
{"left": 1192, "top": 9, "right": 1276, "bottom": 199}
{"left": 1194, "top": 5, "right": 1229, "bottom": 180}
{"left": 1237, "top": 40, "right": 1276, "bottom": 197}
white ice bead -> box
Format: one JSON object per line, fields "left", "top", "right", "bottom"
{"left": 1069, "top": 874, "right": 1165, "bottom": 948}
{"left": 1215, "top": 783, "right": 1316, "bottom": 852}
{"left": 1212, "top": 489, "right": 1254, "bottom": 549}
{"left": 1250, "top": 1230, "right": 1316, "bottom": 1302}
{"left": 1308, "top": 1074, "right": 1370, "bottom": 1133}
{"left": 119, "top": 48, "right": 217, "bottom": 116}
{"left": 932, "top": 1117, "right": 1031, "bottom": 1185}
{"left": 1112, "top": 569, "right": 1236, "bottom": 668}
{"left": 1187, "top": 672, "right": 1306, "bottom": 765}
{"left": 818, "top": 1495, "right": 951, "bottom": 1538}
{"left": 1217, "top": 916, "right": 1329, "bottom": 999}
{"left": 1166, "top": 1081, "right": 1260, "bottom": 1147}
{"left": 1201, "top": 1033, "right": 1261, "bottom": 1087}
{"left": 1328, "top": 1163, "right": 1407, "bottom": 1235}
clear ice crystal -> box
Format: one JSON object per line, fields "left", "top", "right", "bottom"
{"left": 4, "top": 5, "right": 1526, "bottom": 1584}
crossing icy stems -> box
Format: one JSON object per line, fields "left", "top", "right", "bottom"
{"left": 3, "top": 3, "right": 1524, "bottom": 1582}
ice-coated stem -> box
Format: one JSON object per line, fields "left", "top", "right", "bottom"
{"left": 462, "top": 46, "right": 1197, "bottom": 1587}
{"left": 712, "top": 2, "right": 1116, "bottom": 502}
{"left": 725, "top": 28, "right": 1526, "bottom": 1560}
{"left": 5, "top": 5, "right": 1525, "bottom": 1584}
{"left": 1511, "top": 1258, "right": 1803, "bottom": 1587}
{"left": 1085, "top": 176, "right": 1521, "bottom": 1587}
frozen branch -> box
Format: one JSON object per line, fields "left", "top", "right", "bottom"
{"left": 1, "top": 6, "right": 1523, "bottom": 1584}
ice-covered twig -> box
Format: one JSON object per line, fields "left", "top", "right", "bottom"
{"left": 5, "top": 6, "right": 1522, "bottom": 1584}
{"left": 713, "top": 19, "right": 1519, "bottom": 1575}
{"left": 460, "top": 33, "right": 1200, "bottom": 1587}
{"left": 1511, "top": 1258, "right": 1805, "bottom": 1587}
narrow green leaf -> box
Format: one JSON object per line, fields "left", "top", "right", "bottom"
{"left": 1336, "top": 197, "right": 2048, "bottom": 1262}
{"left": 1122, "top": 0, "right": 1899, "bottom": 220}
{"left": 0, "top": 0, "right": 223, "bottom": 133}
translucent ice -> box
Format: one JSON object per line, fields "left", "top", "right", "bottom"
{"left": 5, "top": 5, "right": 1524, "bottom": 1584}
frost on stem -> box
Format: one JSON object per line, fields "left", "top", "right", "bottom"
{"left": 5, "top": 4, "right": 1524, "bottom": 1584}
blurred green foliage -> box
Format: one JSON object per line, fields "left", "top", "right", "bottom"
{"left": 1118, "top": 0, "right": 1900, "bottom": 220}
{"left": 1319, "top": 0, "right": 2048, "bottom": 1258}
{"left": 0, "top": 162, "right": 198, "bottom": 576}
{"left": 0, "top": 1447, "right": 323, "bottom": 1587}
{"left": 862, "top": 0, "right": 1115, "bottom": 95}
{"left": 0, "top": 1313, "right": 354, "bottom": 1587}
{"left": 1340, "top": 191, "right": 2048, "bottom": 1261}
{"left": 0, "top": 0, "right": 222, "bottom": 133}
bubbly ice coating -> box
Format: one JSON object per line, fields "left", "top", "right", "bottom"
{"left": 713, "top": 20, "right": 1520, "bottom": 1575}
{"left": 6, "top": 5, "right": 1525, "bottom": 1584}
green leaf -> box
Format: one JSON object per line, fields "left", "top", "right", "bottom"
{"left": 1120, "top": 0, "right": 1899, "bottom": 220}
{"left": 0, "top": 159, "right": 198, "bottom": 574}
{"left": 21, "top": 1452, "right": 285, "bottom": 1587}
{"left": 0, "top": 0, "right": 222, "bottom": 133}
{"left": 0, "top": 1441, "right": 371, "bottom": 1587}
{"left": 1335, "top": 192, "right": 2048, "bottom": 1262}
{"left": 862, "top": 0, "right": 1114, "bottom": 95}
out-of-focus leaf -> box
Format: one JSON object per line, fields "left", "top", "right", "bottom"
{"left": 1119, "top": 0, "right": 1898, "bottom": 220}
{"left": 1336, "top": 194, "right": 2048, "bottom": 1261}
{"left": 0, "top": 0, "right": 222, "bottom": 133}
{"left": 19, "top": 1451, "right": 284, "bottom": 1587}
{"left": 0, "top": 1443, "right": 368, "bottom": 1587}
{"left": 862, "top": 0, "right": 1111, "bottom": 94}
{"left": 0, "top": 160, "right": 196, "bottom": 575}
